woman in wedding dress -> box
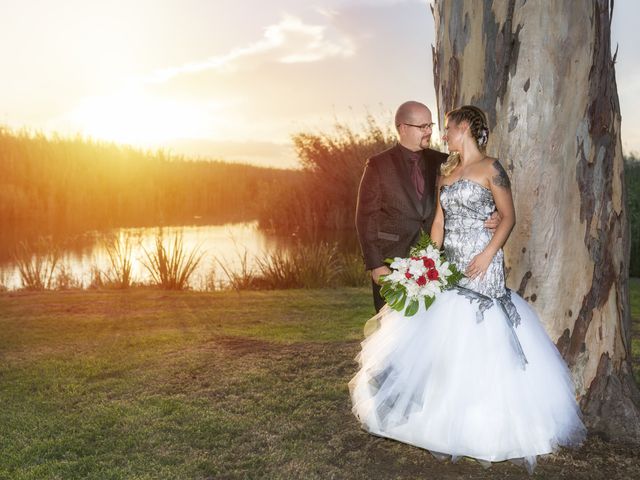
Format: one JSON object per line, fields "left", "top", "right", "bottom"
{"left": 348, "top": 105, "right": 586, "bottom": 474}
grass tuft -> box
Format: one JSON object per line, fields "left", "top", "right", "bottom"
{"left": 103, "top": 233, "right": 136, "bottom": 288}
{"left": 13, "top": 238, "right": 61, "bottom": 290}
{"left": 141, "top": 230, "right": 205, "bottom": 290}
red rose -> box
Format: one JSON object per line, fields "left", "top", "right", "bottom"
{"left": 423, "top": 257, "right": 435, "bottom": 268}
{"left": 427, "top": 268, "right": 439, "bottom": 280}
{"left": 416, "top": 275, "right": 427, "bottom": 286}
{"left": 405, "top": 272, "right": 412, "bottom": 279}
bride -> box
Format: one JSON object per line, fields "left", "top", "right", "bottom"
{"left": 348, "top": 105, "right": 586, "bottom": 474}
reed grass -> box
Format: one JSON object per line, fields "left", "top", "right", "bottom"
{"left": 2, "top": 231, "right": 367, "bottom": 292}
{"left": 53, "top": 263, "right": 83, "bottom": 290}
{"left": 254, "top": 249, "right": 300, "bottom": 289}
{"left": 0, "top": 270, "right": 9, "bottom": 292}
{"left": 13, "top": 239, "right": 61, "bottom": 290}
{"left": 0, "top": 126, "right": 299, "bottom": 232}
{"left": 338, "top": 250, "right": 369, "bottom": 287}
{"left": 257, "top": 115, "right": 397, "bottom": 237}
{"left": 193, "top": 259, "right": 219, "bottom": 292}
{"left": 140, "top": 231, "right": 205, "bottom": 290}
{"left": 211, "top": 241, "right": 366, "bottom": 290}
{"left": 88, "top": 265, "right": 104, "bottom": 289}
{"left": 293, "top": 242, "right": 341, "bottom": 288}
{"left": 103, "top": 233, "right": 135, "bottom": 288}
{"left": 215, "top": 248, "right": 257, "bottom": 291}
{"left": 253, "top": 241, "right": 341, "bottom": 289}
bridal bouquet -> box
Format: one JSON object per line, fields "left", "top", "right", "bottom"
{"left": 379, "top": 232, "right": 463, "bottom": 317}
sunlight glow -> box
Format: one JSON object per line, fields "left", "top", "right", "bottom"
{"left": 69, "top": 88, "right": 223, "bottom": 145}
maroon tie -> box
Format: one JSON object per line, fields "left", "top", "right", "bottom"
{"left": 408, "top": 151, "right": 425, "bottom": 200}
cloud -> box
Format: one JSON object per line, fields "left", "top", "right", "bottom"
{"left": 143, "top": 15, "right": 355, "bottom": 84}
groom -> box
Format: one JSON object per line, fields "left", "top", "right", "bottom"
{"left": 356, "top": 101, "right": 499, "bottom": 312}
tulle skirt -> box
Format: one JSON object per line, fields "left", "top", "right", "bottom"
{"left": 348, "top": 289, "right": 587, "bottom": 474}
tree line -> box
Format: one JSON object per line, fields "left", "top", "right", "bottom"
{"left": 1, "top": 124, "right": 638, "bottom": 276}
{"left": 0, "top": 127, "right": 300, "bottom": 233}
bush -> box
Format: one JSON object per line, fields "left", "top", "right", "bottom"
{"left": 257, "top": 115, "right": 396, "bottom": 237}
{"left": 626, "top": 155, "right": 640, "bottom": 277}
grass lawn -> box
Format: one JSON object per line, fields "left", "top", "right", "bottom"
{"left": 0, "top": 285, "right": 639, "bottom": 480}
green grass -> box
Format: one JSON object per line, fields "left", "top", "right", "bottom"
{"left": 0, "top": 286, "right": 639, "bottom": 479}
{"left": 0, "top": 289, "right": 371, "bottom": 480}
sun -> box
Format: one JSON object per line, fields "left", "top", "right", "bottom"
{"left": 69, "top": 87, "right": 218, "bottom": 146}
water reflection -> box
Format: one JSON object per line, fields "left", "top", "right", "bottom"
{"left": 1, "top": 223, "right": 362, "bottom": 290}
{"left": 0, "top": 222, "right": 315, "bottom": 290}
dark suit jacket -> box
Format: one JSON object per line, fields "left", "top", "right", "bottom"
{"left": 355, "top": 144, "right": 447, "bottom": 270}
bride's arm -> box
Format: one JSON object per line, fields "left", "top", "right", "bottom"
{"left": 430, "top": 175, "right": 445, "bottom": 249}
{"left": 484, "top": 160, "right": 516, "bottom": 254}
{"left": 466, "top": 160, "right": 516, "bottom": 279}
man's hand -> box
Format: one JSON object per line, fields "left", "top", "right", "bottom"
{"left": 370, "top": 265, "right": 392, "bottom": 285}
{"left": 484, "top": 211, "right": 502, "bottom": 233}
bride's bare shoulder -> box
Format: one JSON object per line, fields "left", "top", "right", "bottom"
{"left": 480, "top": 155, "right": 499, "bottom": 167}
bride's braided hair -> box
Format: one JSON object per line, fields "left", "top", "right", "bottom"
{"left": 441, "top": 105, "right": 489, "bottom": 177}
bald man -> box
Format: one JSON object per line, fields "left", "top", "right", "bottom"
{"left": 355, "top": 101, "right": 498, "bottom": 312}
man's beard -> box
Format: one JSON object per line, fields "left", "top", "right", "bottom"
{"left": 420, "top": 136, "right": 431, "bottom": 148}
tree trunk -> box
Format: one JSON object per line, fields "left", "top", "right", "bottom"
{"left": 432, "top": 0, "right": 640, "bottom": 443}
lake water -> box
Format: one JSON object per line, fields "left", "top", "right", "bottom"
{"left": 0, "top": 222, "right": 324, "bottom": 290}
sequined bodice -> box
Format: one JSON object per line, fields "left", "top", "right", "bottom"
{"left": 439, "top": 179, "right": 506, "bottom": 297}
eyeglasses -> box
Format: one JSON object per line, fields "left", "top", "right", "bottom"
{"left": 401, "top": 122, "right": 435, "bottom": 131}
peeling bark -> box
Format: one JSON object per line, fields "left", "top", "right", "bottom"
{"left": 581, "top": 353, "right": 640, "bottom": 441}
{"left": 432, "top": 0, "right": 639, "bottom": 443}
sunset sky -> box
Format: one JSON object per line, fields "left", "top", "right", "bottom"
{"left": 1, "top": 0, "right": 638, "bottom": 168}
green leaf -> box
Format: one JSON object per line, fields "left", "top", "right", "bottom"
{"left": 383, "top": 287, "right": 401, "bottom": 307}
{"left": 424, "top": 295, "right": 435, "bottom": 310}
{"left": 384, "top": 286, "right": 398, "bottom": 300}
{"left": 446, "top": 264, "right": 465, "bottom": 286}
{"left": 405, "top": 298, "right": 419, "bottom": 316}
{"left": 390, "top": 290, "right": 407, "bottom": 311}
{"left": 409, "top": 230, "right": 439, "bottom": 256}
{"left": 390, "top": 289, "right": 404, "bottom": 306}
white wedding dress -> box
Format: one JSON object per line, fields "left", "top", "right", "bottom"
{"left": 349, "top": 179, "right": 586, "bottom": 474}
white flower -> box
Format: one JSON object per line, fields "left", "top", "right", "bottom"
{"left": 408, "top": 261, "right": 426, "bottom": 278}
{"left": 425, "top": 245, "right": 440, "bottom": 260}
{"left": 378, "top": 231, "right": 460, "bottom": 317}
{"left": 405, "top": 282, "right": 420, "bottom": 299}
{"left": 438, "top": 262, "right": 452, "bottom": 278}
{"left": 386, "top": 270, "right": 405, "bottom": 283}
{"left": 390, "top": 257, "right": 408, "bottom": 270}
